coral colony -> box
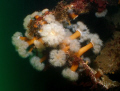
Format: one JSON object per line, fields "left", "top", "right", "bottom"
{"left": 12, "top": 0, "right": 120, "bottom": 90}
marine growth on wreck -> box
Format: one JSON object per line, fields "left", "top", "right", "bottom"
{"left": 12, "top": 0, "right": 120, "bottom": 90}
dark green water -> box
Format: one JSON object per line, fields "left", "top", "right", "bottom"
{"left": 0, "top": 0, "right": 68, "bottom": 91}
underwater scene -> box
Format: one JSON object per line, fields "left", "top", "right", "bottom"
{"left": 0, "top": 0, "right": 120, "bottom": 91}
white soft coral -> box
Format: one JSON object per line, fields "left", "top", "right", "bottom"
{"left": 76, "top": 21, "right": 90, "bottom": 42}
{"left": 39, "top": 23, "right": 65, "bottom": 46}
{"left": 69, "top": 39, "right": 81, "bottom": 52}
{"left": 30, "top": 56, "right": 45, "bottom": 71}
{"left": 77, "top": 21, "right": 88, "bottom": 31}
{"left": 43, "top": 14, "right": 56, "bottom": 23}
{"left": 62, "top": 68, "right": 78, "bottom": 81}
{"left": 89, "top": 34, "right": 103, "bottom": 54}
{"left": 23, "top": 11, "right": 40, "bottom": 30}
{"left": 34, "top": 40, "right": 45, "bottom": 52}
{"left": 49, "top": 49, "right": 66, "bottom": 67}
{"left": 12, "top": 32, "right": 32, "bottom": 58}
{"left": 95, "top": 9, "right": 108, "bottom": 18}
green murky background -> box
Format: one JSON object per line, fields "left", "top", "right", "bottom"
{"left": 0, "top": 0, "right": 68, "bottom": 91}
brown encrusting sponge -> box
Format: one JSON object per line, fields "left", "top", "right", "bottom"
{"left": 95, "top": 31, "right": 120, "bottom": 74}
